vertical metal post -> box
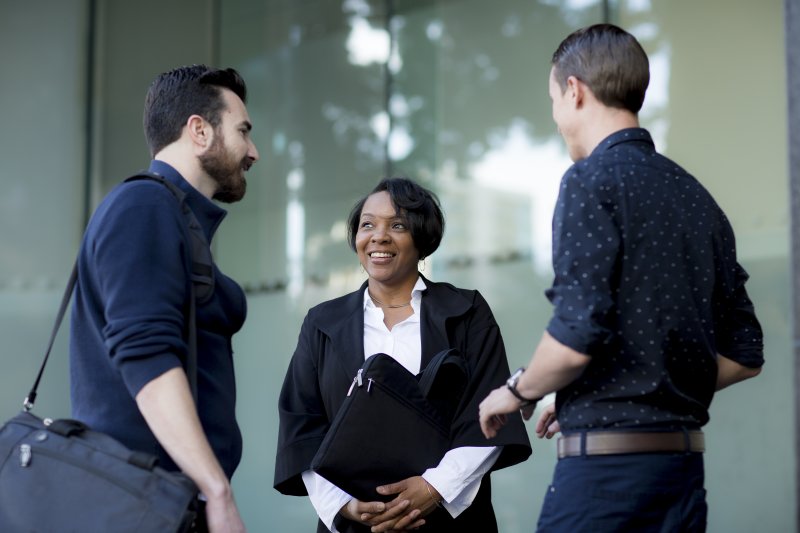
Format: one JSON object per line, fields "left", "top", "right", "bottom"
{"left": 787, "top": 0, "right": 800, "bottom": 530}
{"left": 82, "top": 0, "right": 97, "bottom": 231}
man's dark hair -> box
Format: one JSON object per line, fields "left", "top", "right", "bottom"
{"left": 347, "top": 177, "right": 445, "bottom": 260}
{"left": 551, "top": 24, "right": 649, "bottom": 114}
{"left": 143, "top": 65, "right": 248, "bottom": 157}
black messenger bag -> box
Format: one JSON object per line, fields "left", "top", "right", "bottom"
{"left": 0, "top": 174, "right": 209, "bottom": 532}
{"left": 0, "top": 264, "right": 199, "bottom": 532}
{"left": 0, "top": 410, "right": 198, "bottom": 532}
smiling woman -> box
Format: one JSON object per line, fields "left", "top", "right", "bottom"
{"left": 354, "top": 191, "right": 421, "bottom": 303}
{"left": 350, "top": 180, "right": 443, "bottom": 323}
{"left": 273, "top": 177, "right": 531, "bottom": 533}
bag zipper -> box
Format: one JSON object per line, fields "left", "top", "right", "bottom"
{"left": 19, "top": 444, "right": 31, "bottom": 467}
{"left": 347, "top": 368, "right": 364, "bottom": 396}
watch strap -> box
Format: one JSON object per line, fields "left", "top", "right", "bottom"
{"left": 507, "top": 367, "right": 539, "bottom": 407}
{"left": 506, "top": 382, "right": 537, "bottom": 407}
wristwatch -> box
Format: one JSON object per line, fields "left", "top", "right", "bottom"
{"left": 506, "top": 367, "right": 539, "bottom": 408}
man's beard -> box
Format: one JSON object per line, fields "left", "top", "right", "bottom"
{"left": 199, "top": 133, "right": 248, "bottom": 203}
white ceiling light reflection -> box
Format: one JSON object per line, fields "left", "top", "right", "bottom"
{"left": 626, "top": 0, "right": 652, "bottom": 12}
{"left": 370, "top": 111, "right": 389, "bottom": 141}
{"left": 426, "top": 20, "right": 443, "bottom": 41}
{"left": 388, "top": 127, "right": 414, "bottom": 161}
{"left": 368, "top": 111, "right": 415, "bottom": 160}
{"left": 346, "top": 17, "right": 390, "bottom": 66}
{"left": 468, "top": 122, "right": 569, "bottom": 273}
{"left": 390, "top": 93, "right": 423, "bottom": 116}
{"left": 539, "top": 0, "right": 600, "bottom": 9}
{"left": 342, "top": 0, "right": 371, "bottom": 17}
{"left": 286, "top": 168, "right": 305, "bottom": 297}
{"left": 637, "top": 39, "right": 670, "bottom": 151}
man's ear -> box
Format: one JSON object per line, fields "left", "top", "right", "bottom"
{"left": 186, "top": 114, "right": 213, "bottom": 149}
{"left": 566, "top": 76, "right": 590, "bottom": 109}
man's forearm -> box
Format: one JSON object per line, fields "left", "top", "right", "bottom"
{"left": 478, "top": 331, "right": 591, "bottom": 439}
{"left": 716, "top": 353, "right": 762, "bottom": 390}
{"left": 135, "top": 367, "right": 231, "bottom": 499}
{"left": 515, "top": 331, "right": 591, "bottom": 400}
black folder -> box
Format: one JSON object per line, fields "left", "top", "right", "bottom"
{"left": 310, "top": 349, "right": 467, "bottom": 502}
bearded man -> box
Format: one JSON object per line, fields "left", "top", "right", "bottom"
{"left": 70, "top": 65, "right": 259, "bottom": 533}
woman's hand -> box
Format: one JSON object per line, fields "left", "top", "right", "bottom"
{"left": 366, "top": 476, "right": 440, "bottom": 532}
{"left": 535, "top": 402, "right": 560, "bottom": 439}
{"left": 339, "top": 497, "right": 412, "bottom": 530}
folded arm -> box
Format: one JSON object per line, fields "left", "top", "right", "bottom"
{"left": 716, "top": 353, "right": 761, "bottom": 390}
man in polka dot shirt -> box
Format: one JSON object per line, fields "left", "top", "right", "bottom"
{"left": 479, "top": 23, "right": 763, "bottom": 532}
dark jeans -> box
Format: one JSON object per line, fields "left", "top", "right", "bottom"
{"left": 536, "top": 452, "right": 707, "bottom": 533}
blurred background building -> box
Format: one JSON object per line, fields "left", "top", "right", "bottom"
{"left": 0, "top": 0, "right": 795, "bottom": 531}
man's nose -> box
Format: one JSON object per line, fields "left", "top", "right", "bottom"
{"left": 248, "top": 140, "right": 260, "bottom": 162}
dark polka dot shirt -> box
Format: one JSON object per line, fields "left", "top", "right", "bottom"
{"left": 545, "top": 128, "right": 764, "bottom": 432}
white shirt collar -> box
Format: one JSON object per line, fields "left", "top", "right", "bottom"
{"left": 363, "top": 276, "right": 427, "bottom": 311}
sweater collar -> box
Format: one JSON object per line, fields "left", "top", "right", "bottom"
{"left": 148, "top": 160, "right": 227, "bottom": 242}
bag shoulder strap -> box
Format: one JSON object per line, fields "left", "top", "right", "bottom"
{"left": 23, "top": 263, "right": 78, "bottom": 410}
{"left": 418, "top": 348, "right": 467, "bottom": 397}
{"left": 124, "top": 172, "right": 214, "bottom": 303}
{"left": 23, "top": 171, "right": 206, "bottom": 410}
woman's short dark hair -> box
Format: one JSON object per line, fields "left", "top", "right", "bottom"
{"left": 346, "top": 177, "right": 445, "bottom": 260}
{"left": 551, "top": 24, "right": 649, "bottom": 114}
{"left": 143, "top": 65, "right": 248, "bottom": 157}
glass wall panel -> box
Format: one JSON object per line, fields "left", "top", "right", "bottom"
{"left": 222, "top": 1, "right": 792, "bottom": 531}
{"left": 4, "top": 0, "right": 779, "bottom": 531}
{"left": 390, "top": 1, "right": 605, "bottom": 528}
{"left": 615, "top": 1, "right": 793, "bottom": 531}
{"left": 0, "top": 0, "right": 89, "bottom": 421}
{"left": 94, "top": 0, "right": 216, "bottom": 197}
{"left": 0, "top": 1, "right": 791, "bottom": 531}
{"left": 217, "top": 1, "right": 390, "bottom": 530}
{"left": 218, "top": 1, "right": 605, "bottom": 530}
{"left": 217, "top": 0, "right": 390, "bottom": 289}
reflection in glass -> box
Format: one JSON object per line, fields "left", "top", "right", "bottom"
{"left": 210, "top": 1, "right": 792, "bottom": 531}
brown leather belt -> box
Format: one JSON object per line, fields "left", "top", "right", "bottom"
{"left": 557, "top": 430, "right": 705, "bottom": 459}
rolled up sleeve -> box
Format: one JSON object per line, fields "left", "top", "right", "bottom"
{"left": 94, "top": 198, "right": 188, "bottom": 397}
{"left": 546, "top": 170, "right": 620, "bottom": 356}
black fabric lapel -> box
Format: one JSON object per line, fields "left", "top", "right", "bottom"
{"left": 418, "top": 275, "right": 472, "bottom": 371}
{"left": 315, "top": 281, "right": 368, "bottom": 383}
{"left": 314, "top": 276, "right": 474, "bottom": 378}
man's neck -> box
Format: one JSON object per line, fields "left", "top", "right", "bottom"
{"left": 153, "top": 146, "right": 215, "bottom": 199}
{"left": 579, "top": 108, "right": 640, "bottom": 159}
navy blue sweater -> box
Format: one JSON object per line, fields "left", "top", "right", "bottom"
{"left": 70, "top": 160, "right": 246, "bottom": 478}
